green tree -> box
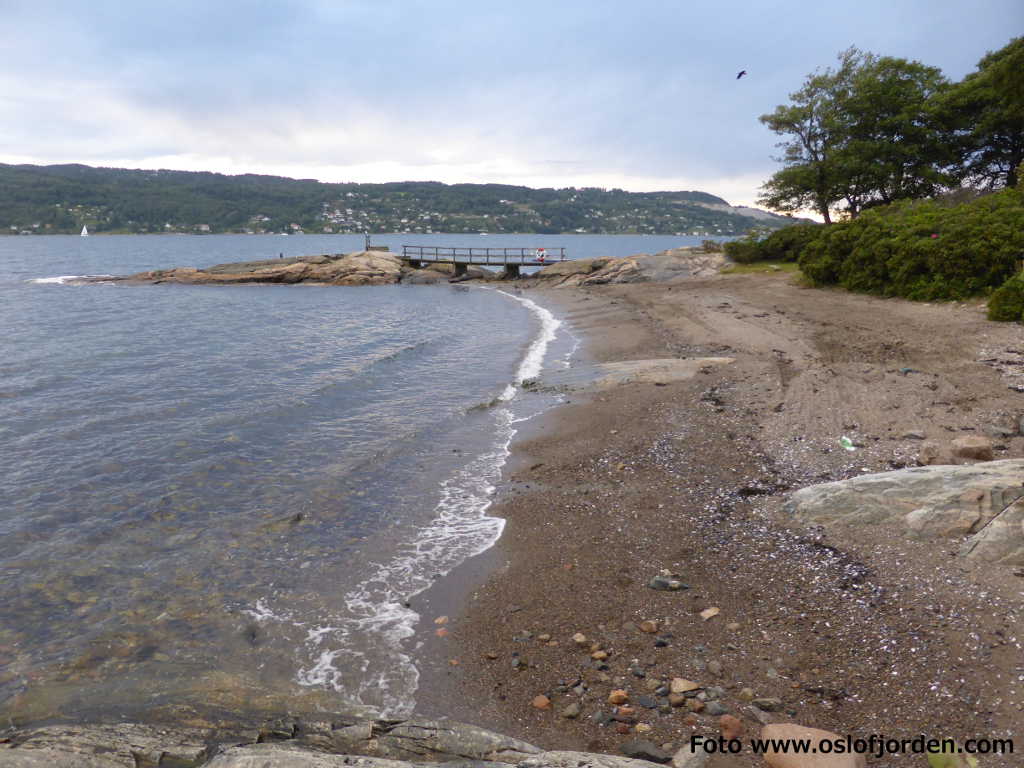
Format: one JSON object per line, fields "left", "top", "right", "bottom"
{"left": 758, "top": 48, "right": 866, "bottom": 223}
{"left": 939, "top": 37, "right": 1024, "bottom": 189}
{"left": 759, "top": 49, "right": 954, "bottom": 220}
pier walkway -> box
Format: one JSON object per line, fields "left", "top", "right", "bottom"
{"left": 401, "top": 245, "right": 569, "bottom": 277}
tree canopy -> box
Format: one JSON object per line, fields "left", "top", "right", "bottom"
{"left": 759, "top": 38, "right": 1022, "bottom": 220}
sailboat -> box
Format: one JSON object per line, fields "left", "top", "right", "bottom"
{"left": 80, "top": 225, "right": 89, "bottom": 237}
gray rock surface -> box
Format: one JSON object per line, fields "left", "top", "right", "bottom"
{"left": 535, "top": 248, "right": 726, "bottom": 287}
{"left": 785, "top": 459, "right": 1024, "bottom": 563}
{"left": 520, "top": 751, "right": 660, "bottom": 768}
{"left": 0, "top": 717, "right": 542, "bottom": 768}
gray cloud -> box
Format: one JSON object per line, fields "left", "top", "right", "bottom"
{"left": 2, "top": 0, "right": 1021, "bottom": 205}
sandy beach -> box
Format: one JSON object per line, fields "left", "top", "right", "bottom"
{"left": 415, "top": 271, "right": 1024, "bottom": 766}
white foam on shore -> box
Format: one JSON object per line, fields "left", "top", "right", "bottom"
{"left": 29, "top": 275, "right": 113, "bottom": 284}
{"left": 290, "top": 289, "right": 569, "bottom": 716}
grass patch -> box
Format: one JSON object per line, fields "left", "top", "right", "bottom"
{"left": 721, "top": 261, "right": 801, "bottom": 275}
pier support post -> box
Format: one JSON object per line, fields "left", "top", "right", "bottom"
{"left": 453, "top": 263, "right": 468, "bottom": 278}
{"left": 407, "top": 260, "right": 422, "bottom": 269}
{"left": 501, "top": 264, "right": 521, "bottom": 280}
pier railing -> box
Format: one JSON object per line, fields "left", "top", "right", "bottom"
{"left": 401, "top": 245, "right": 568, "bottom": 266}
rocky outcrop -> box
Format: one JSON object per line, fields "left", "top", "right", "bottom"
{"left": 784, "top": 459, "right": 1024, "bottom": 564}
{"left": 75, "top": 252, "right": 498, "bottom": 288}
{"left": 0, "top": 716, "right": 666, "bottom": 768}
{"left": 534, "top": 248, "right": 727, "bottom": 287}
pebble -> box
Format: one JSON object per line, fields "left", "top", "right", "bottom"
{"left": 573, "top": 632, "right": 588, "bottom": 646}
{"left": 560, "top": 702, "right": 581, "bottom": 719}
{"left": 668, "top": 693, "right": 687, "bottom": 707}
{"left": 531, "top": 695, "right": 551, "bottom": 710}
{"left": 648, "top": 576, "right": 687, "bottom": 591}
{"left": 639, "top": 620, "right": 660, "bottom": 633}
{"left": 616, "top": 723, "right": 632, "bottom": 735}
{"left": 706, "top": 660, "right": 722, "bottom": 676}
{"left": 699, "top": 607, "right": 720, "bottom": 621}
{"left": 484, "top": 651, "right": 499, "bottom": 660}
{"left": 629, "top": 665, "right": 646, "bottom": 678}
{"left": 434, "top": 616, "right": 448, "bottom": 625}
{"left": 725, "top": 622, "right": 741, "bottom": 631}
{"left": 752, "top": 697, "right": 783, "bottom": 711}
{"left": 704, "top": 686, "right": 726, "bottom": 701}
{"left": 592, "top": 650, "right": 609, "bottom": 661}
{"left": 638, "top": 695, "right": 660, "bottom": 709}
{"left": 670, "top": 678, "right": 700, "bottom": 693}
{"left": 738, "top": 687, "right": 755, "bottom": 701}
{"left": 704, "top": 701, "right": 729, "bottom": 715}
{"left": 608, "top": 689, "right": 629, "bottom": 705}
{"left": 719, "top": 715, "right": 743, "bottom": 740}
{"left": 538, "top": 634, "right": 551, "bottom": 642}
{"left": 645, "top": 678, "right": 662, "bottom": 691}
{"left": 635, "top": 723, "right": 653, "bottom": 734}
{"left": 684, "top": 698, "right": 704, "bottom": 713}
{"left": 654, "top": 636, "right": 671, "bottom": 648}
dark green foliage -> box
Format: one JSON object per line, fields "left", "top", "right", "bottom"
{"left": 798, "top": 185, "right": 1024, "bottom": 301}
{"left": 723, "top": 223, "right": 822, "bottom": 263}
{"left": 988, "top": 272, "right": 1024, "bottom": 321}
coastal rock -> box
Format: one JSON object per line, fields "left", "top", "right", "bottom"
{"left": 760, "top": 724, "right": 866, "bottom": 767}
{"left": 372, "top": 718, "right": 541, "bottom": 763}
{"left": 0, "top": 723, "right": 212, "bottom": 767}
{"left": 204, "top": 744, "right": 414, "bottom": 768}
{"left": 536, "top": 247, "right": 726, "bottom": 288}
{"left": 534, "top": 258, "right": 612, "bottom": 281}
{"left": 520, "top": 751, "right": 660, "bottom": 768}
{"left": 784, "top": 460, "right": 1024, "bottom": 563}
{"left": 619, "top": 740, "right": 673, "bottom": 764}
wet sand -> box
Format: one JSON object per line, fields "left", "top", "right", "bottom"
{"left": 416, "top": 272, "right": 1024, "bottom": 766}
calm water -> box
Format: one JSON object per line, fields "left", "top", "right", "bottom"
{"left": 0, "top": 233, "right": 705, "bottom": 722}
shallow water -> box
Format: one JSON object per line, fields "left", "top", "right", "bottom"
{"left": 0, "top": 233, "right": 704, "bottom": 721}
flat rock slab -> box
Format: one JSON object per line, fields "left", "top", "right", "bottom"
{"left": 535, "top": 358, "right": 734, "bottom": 392}
{"left": 785, "top": 459, "right": 1024, "bottom": 564}
{"left": 1, "top": 723, "right": 213, "bottom": 767}
{"left": 205, "top": 744, "right": 417, "bottom": 768}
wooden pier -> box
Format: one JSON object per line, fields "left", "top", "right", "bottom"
{"left": 401, "top": 245, "right": 569, "bottom": 278}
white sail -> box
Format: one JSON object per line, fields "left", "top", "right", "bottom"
{"left": 80, "top": 225, "right": 89, "bottom": 237}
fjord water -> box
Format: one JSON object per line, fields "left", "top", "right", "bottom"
{"left": 0, "top": 233, "right": 699, "bottom": 721}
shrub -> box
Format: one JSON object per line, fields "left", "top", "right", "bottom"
{"left": 756, "top": 223, "right": 823, "bottom": 262}
{"left": 798, "top": 185, "right": 1024, "bottom": 301}
{"left": 724, "top": 223, "right": 822, "bottom": 264}
{"left": 988, "top": 272, "right": 1024, "bottom": 321}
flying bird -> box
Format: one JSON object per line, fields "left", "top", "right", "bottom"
{"left": 736, "top": 70, "right": 747, "bottom": 79}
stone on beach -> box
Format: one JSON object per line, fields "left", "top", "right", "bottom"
{"left": 669, "top": 678, "right": 700, "bottom": 693}
{"left": 760, "top": 724, "right": 866, "bottom": 767}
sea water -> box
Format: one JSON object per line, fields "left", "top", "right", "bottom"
{"left": 0, "top": 233, "right": 704, "bottom": 720}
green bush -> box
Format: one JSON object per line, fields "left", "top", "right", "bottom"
{"left": 798, "top": 185, "right": 1024, "bottom": 301}
{"left": 988, "top": 272, "right": 1024, "bottom": 321}
{"left": 757, "top": 223, "right": 823, "bottom": 262}
{"left": 724, "top": 223, "right": 822, "bottom": 264}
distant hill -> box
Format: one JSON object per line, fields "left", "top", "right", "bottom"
{"left": 0, "top": 163, "right": 800, "bottom": 236}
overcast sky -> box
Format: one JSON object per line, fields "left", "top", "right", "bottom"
{"left": 1, "top": 1, "right": 1020, "bottom": 207}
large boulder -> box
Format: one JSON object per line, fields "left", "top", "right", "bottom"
{"left": 784, "top": 460, "right": 1024, "bottom": 564}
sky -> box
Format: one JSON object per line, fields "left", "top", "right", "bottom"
{"left": 1, "top": 0, "right": 1021, "bottom": 208}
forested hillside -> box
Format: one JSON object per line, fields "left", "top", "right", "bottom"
{"left": 0, "top": 164, "right": 795, "bottom": 236}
